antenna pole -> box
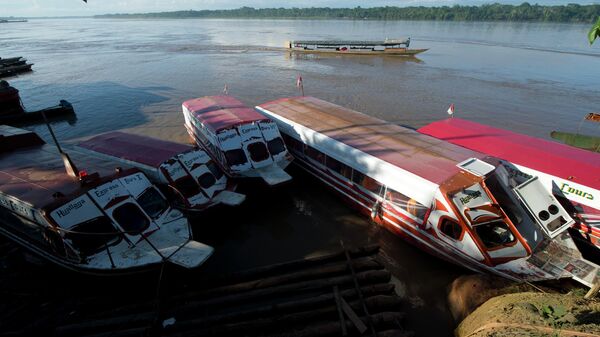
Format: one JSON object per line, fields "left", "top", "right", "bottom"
{"left": 42, "top": 111, "right": 63, "bottom": 153}
{"left": 41, "top": 111, "right": 79, "bottom": 177}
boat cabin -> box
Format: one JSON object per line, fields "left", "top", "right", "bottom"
{"left": 0, "top": 125, "right": 213, "bottom": 274}
{"left": 78, "top": 132, "right": 245, "bottom": 212}
{"left": 418, "top": 118, "right": 600, "bottom": 259}
{"left": 182, "top": 95, "right": 293, "bottom": 186}
{"left": 256, "top": 96, "right": 600, "bottom": 286}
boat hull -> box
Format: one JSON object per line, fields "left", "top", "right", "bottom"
{"left": 288, "top": 48, "right": 428, "bottom": 56}
{"left": 0, "top": 100, "right": 74, "bottom": 124}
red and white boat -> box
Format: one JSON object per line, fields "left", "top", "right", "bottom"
{"left": 418, "top": 118, "right": 600, "bottom": 256}
{"left": 78, "top": 132, "right": 245, "bottom": 212}
{"left": 182, "top": 96, "right": 293, "bottom": 186}
{"left": 257, "top": 96, "right": 600, "bottom": 287}
{"left": 0, "top": 125, "right": 213, "bottom": 274}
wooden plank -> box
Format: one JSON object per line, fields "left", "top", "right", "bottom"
{"left": 584, "top": 283, "right": 600, "bottom": 299}
{"left": 339, "top": 297, "right": 367, "bottom": 334}
{"left": 333, "top": 286, "right": 347, "bottom": 336}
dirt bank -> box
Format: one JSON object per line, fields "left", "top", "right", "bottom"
{"left": 456, "top": 291, "right": 600, "bottom": 337}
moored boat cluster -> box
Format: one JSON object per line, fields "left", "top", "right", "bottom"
{"left": 1, "top": 91, "right": 600, "bottom": 293}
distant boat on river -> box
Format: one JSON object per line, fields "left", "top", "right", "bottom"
{"left": 286, "top": 38, "right": 428, "bottom": 56}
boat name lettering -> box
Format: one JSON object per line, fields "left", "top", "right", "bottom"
{"left": 123, "top": 175, "right": 143, "bottom": 184}
{"left": 218, "top": 133, "right": 236, "bottom": 142}
{"left": 560, "top": 183, "right": 594, "bottom": 200}
{"left": 94, "top": 183, "right": 120, "bottom": 198}
{"left": 241, "top": 126, "right": 258, "bottom": 134}
{"left": 460, "top": 190, "right": 482, "bottom": 205}
{"left": 55, "top": 199, "right": 86, "bottom": 218}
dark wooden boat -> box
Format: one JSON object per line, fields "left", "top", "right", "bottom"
{"left": 0, "top": 60, "right": 26, "bottom": 67}
{"left": 0, "top": 57, "right": 23, "bottom": 65}
{"left": 0, "top": 100, "right": 75, "bottom": 124}
{"left": 0, "top": 63, "right": 33, "bottom": 78}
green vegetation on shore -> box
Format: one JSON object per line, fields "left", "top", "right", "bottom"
{"left": 96, "top": 3, "right": 600, "bottom": 23}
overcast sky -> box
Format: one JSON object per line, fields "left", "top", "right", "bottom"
{"left": 2, "top": 0, "right": 597, "bottom": 17}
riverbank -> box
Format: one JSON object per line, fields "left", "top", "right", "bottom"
{"left": 95, "top": 4, "right": 600, "bottom": 23}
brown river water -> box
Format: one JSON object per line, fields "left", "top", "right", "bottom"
{"left": 1, "top": 18, "right": 600, "bottom": 336}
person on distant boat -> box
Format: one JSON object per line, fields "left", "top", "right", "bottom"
{"left": 0, "top": 80, "right": 24, "bottom": 116}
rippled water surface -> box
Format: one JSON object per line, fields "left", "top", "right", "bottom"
{"left": 2, "top": 18, "right": 600, "bottom": 336}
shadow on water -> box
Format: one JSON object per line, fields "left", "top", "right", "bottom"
{"left": 16, "top": 81, "right": 173, "bottom": 141}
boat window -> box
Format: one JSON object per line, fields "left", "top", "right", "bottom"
{"left": 474, "top": 221, "right": 516, "bottom": 249}
{"left": 267, "top": 137, "right": 286, "bottom": 155}
{"left": 112, "top": 203, "right": 150, "bottom": 235}
{"left": 136, "top": 187, "right": 168, "bottom": 219}
{"left": 65, "top": 216, "right": 120, "bottom": 256}
{"left": 440, "top": 218, "right": 462, "bottom": 240}
{"left": 198, "top": 172, "right": 216, "bottom": 189}
{"left": 325, "top": 156, "right": 352, "bottom": 179}
{"left": 304, "top": 145, "right": 325, "bottom": 165}
{"left": 247, "top": 142, "right": 270, "bottom": 162}
{"left": 485, "top": 172, "right": 541, "bottom": 249}
{"left": 225, "top": 149, "right": 248, "bottom": 166}
{"left": 385, "top": 188, "right": 428, "bottom": 220}
{"left": 206, "top": 160, "right": 224, "bottom": 180}
{"left": 352, "top": 171, "right": 382, "bottom": 195}
{"left": 282, "top": 134, "right": 303, "bottom": 153}
{"left": 173, "top": 175, "right": 202, "bottom": 198}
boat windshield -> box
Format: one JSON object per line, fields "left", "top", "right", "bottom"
{"left": 484, "top": 169, "right": 543, "bottom": 250}
{"left": 206, "top": 160, "right": 224, "bottom": 180}
{"left": 225, "top": 148, "right": 248, "bottom": 167}
{"left": 112, "top": 202, "right": 150, "bottom": 235}
{"left": 64, "top": 216, "right": 120, "bottom": 256}
{"left": 267, "top": 137, "right": 286, "bottom": 155}
{"left": 198, "top": 172, "right": 216, "bottom": 189}
{"left": 136, "top": 187, "right": 168, "bottom": 219}
{"left": 247, "top": 142, "right": 270, "bottom": 162}
{"left": 173, "top": 175, "right": 201, "bottom": 198}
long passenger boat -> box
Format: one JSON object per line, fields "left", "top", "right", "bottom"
{"left": 78, "top": 132, "right": 245, "bottom": 212}
{"left": 417, "top": 118, "right": 600, "bottom": 258}
{"left": 0, "top": 125, "right": 213, "bottom": 274}
{"left": 286, "top": 38, "right": 428, "bottom": 56}
{"left": 182, "top": 95, "right": 293, "bottom": 186}
{"left": 256, "top": 96, "right": 600, "bottom": 287}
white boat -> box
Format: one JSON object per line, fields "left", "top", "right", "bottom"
{"left": 182, "top": 95, "right": 293, "bottom": 186}
{"left": 77, "top": 132, "right": 245, "bottom": 212}
{"left": 0, "top": 125, "right": 213, "bottom": 274}
{"left": 256, "top": 96, "right": 600, "bottom": 287}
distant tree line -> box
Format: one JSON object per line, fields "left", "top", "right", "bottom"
{"left": 96, "top": 3, "right": 600, "bottom": 23}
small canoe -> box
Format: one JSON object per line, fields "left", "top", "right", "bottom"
{"left": 0, "top": 63, "right": 33, "bottom": 78}
{"left": 550, "top": 131, "right": 600, "bottom": 153}
{"left": 0, "top": 57, "right": 23, "bottom": 65}
{"left": 287, "top": 39, "right": 428, "bottom": 56}
{"left": 0, "top": 60, "right": 26, "bottom": 67}
{"left": 0, "top": 100, "right": 75, "bottom": 124}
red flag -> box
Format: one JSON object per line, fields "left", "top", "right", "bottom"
{"left": 296, "top": 75, "right": 303, "bottom": 88}
{"left": 447, "top": 104, "right": 455, "bottom": 115}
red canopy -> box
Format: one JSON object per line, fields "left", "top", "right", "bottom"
{"left": 79, "top": 132, "right": 192, "bottom": 168}
{"left": 183, "top": 96, "right": 269, "bottom": 133}
{"left": 418, "top": 118, "right": 600, "bottom": 190}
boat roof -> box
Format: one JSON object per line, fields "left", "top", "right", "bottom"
{"left": 417, "top": 118, "right": 600, "bottom": 190}
{"left": 292, "top": 39, "right": 409, "bottom": 46}
{"left": 78, "top": 132, "right": 192, "bottom": 168}
{"left": 0, "top": 127, "right": 125, "bottom": 209}
{"left": 257, "top": 97, "right": 483, "bottom": 184}
{"left": 182, "top": 96, "right": 269, "bottom": 133}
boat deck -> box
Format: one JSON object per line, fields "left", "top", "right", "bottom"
{"left": 0, "top": 126, "right": 125, "bottom": 209}
{"left": 417, "top": 118, "right": 600, "bottom": 190}
{"left": 78, "top": 132, "right": 193, "bottom": 168}
{"left": 183, "top": 96, "right": 269, "bottom": 133}
{"left": 257, "top": 96, "right": 483, "bottom": 184}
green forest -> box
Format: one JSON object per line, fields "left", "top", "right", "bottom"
{"left": 97, "top": 3, "right": 600, "bottom": 23}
